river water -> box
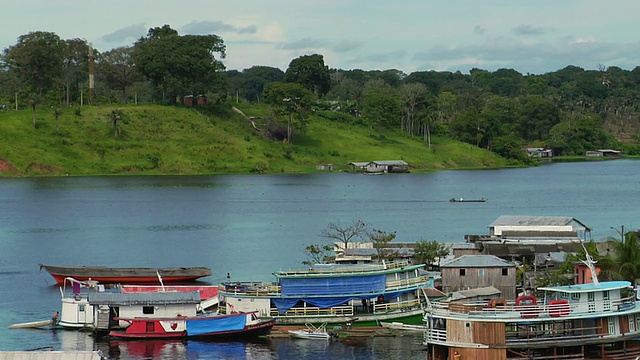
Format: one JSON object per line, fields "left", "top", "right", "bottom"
{"left": 0, "top": 159, "right": 638, "bottom": 359}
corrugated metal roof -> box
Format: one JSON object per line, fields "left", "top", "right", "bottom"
{"left": 348, "top": 162, "right": 370, "bottom": 167}
{"left": 440, "top": 254, "right": 514, "bottom": 268}
{"left": 88, "top": 291, "right": 201, "bottom": 305}
{"left": 447, "top": 286, "right": 501, "bottom": 301}
{"left": 0, "top": 351, "right": 103, "bottom": 360}
{"left": 489, "top": 215, "right": 589, "bottom": 231}
{"left": 370, "top": 160, "right": 408, "bottom": 166}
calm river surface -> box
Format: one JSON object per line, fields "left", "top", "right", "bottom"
{"left": 0, "top": 159, "right": 638, "bottom": 359}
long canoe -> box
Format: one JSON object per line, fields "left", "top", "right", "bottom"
{"left": 39, "top": 264, "right": 212, "bottom": 285}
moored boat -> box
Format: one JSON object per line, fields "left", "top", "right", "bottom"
{"left": 288, "top": 323, "right": 331, "bottom": 340}
{"left": 218, "top": 260, "right": 438, "bottom": 326}
{"left": 423, "top": 247, "right": 640, "bottom": 359}
{"left": 108, "top": 312, "right": 274, "bottom": 339}
{"left": 39, "top": 264, "right": 212, "bottom": 285}
{"left": 119, "top": 284, "right": 219, "bottom": 311}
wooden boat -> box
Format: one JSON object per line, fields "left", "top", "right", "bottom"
{"left": 109, "top": 311, "right": 275, "bottom": 339}
{"left": 39, "top": 264, "right": 212, "bottom": 285}
{"left": 423, "top": 245, "right": 640, "bottom": 359}
{"left": 219, "top": 260, "right": 437, "bottom": 326}
{"left": 449, "top": 197, "right": 487, "bottom": 202}
{"left": 288, "top": 323, "right": 331, "bottom": 340}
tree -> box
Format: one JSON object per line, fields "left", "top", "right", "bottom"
{"left": 109, "top": 109, "right": 127, "bottom": 139}
{"left": 399, "top": 82, "right": 430, "bottom": 136}
{"left": 302, "top": 243, "right": 333, "bottom": 266}
{"left": 284, "top": 54, "right": 331, "bottom": 97}
{"left": 62, "top": 38, "right": 90, "bottom": 105}
{"left": 262, "top": 82, "right": 314, "bottom": 143}
{"left": 98, "top": 46, "right": 139, "bottom": 103}
{"left": 134, "top": 25, "right": 226, "bottom": 103}
{"left": 361, "top": 79, "right": 401, "bottom": 140}
{"left": 368, "top": 228, "right": 396, "bottom": 261}
{"left": 240, "top": 66, "right": 285, "bottom": 102}
{"left": 414, "top": 240, "right": 450, "bottom": 270}
{"left": 3, "top": 31, "right": 65, "bottom": 97}
{"left": 321, "top": 219, "right": 368, "bottom": 252}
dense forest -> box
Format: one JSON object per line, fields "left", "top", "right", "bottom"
{"left": 2, "top": 25, "right": 640, "bottom": 162}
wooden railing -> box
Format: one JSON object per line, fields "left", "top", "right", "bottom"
{"left": 429, "top": 295, "right": 638, "bottom": 319}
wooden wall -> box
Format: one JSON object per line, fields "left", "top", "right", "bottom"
{"left": 442, "top": 267, "right": 516, "bottom": 300}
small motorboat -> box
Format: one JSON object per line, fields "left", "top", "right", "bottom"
{"left": 449, "top": 197, "right": 487, "bottom": 202}
{"left": 288, "top": 323, "right": 331, "bottom": 340}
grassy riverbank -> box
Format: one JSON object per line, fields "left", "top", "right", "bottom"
{"left": 0, "top": 103, "right": 511, "bottom": 176}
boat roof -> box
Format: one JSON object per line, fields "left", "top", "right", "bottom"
{"left": 538, "top": 281, "right": 631, "bottom": 293}
{"left": 88, "top": 291, "right": 201, "bottom": 305}
{"left": 440, "top": 255, "right": 515, "bottom": 268}
{"left": 275, "top": 261, "right": 424, "bottom": 278}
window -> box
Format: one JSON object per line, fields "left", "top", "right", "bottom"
{"left": 459, "top": 269, "right": 466, "bottom": 276}
{"left": 146, "top": 322, "right": 155, "bottom": 332}
{"left": 142, "top": 306, "right": 155, "bottom": 315}
{"left": 478, "top": 269, "right": 485, "bottom": 277}
{"left": 79, "top": 305, "right": 85, "bottom": 312}
{"left": 502, "top": 268, "right": 508, "bottom": 276}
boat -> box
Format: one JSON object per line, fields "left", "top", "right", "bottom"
{"left": 39, "top": 264, "right": 212, "bottom": 285}
{"left": 422, "top": 242, "right": 640, "bottom": 359}
{"left": 58, "top": 277, "right": 204, "bottom": 330}
{"left": 218, "top": 260, "right": 437, "bottom": 326}
{"left": 288, "top": 323, "right": 331, "bottom": 340}
{"left": 380, "top": 321, "right": 425, "bottom": 332}
{"left": 449, "top": 197, "right": 487, "bottom": 202}
{"left": 108, "top": 311, "right": 275, "bottom": 339}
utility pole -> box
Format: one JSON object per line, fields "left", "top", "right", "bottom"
{"left": 610, "top": 226, "right": 625, "bottom": 242}
{"left": 88, "top": 44, "right": 95, "bottom": 105}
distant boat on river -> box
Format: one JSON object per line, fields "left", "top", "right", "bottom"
{"left": 38, "top": 264, "right": 212, "bottom": 285}
{"left": 449, "top": 197, "right": 487, "bottom": 203}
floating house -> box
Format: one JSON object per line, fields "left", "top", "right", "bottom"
{"left": 440, "top": 255, "right": 517, "bottom": 300}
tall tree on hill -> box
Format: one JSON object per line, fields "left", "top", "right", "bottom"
{"left": 98, "top": 46, "right": 140, "bottom": 103}
{"left": 361, "top": 79, "right": 401, "bottom": 141}
{"left": 62, "top": 38, "right": 90, "bottom": 105}
{"left": 241, "top": 66, "right": 285, "bottom": 102}
{"left": 3, "top": 31, "right": 66, "bottom": 127}
{"left": 262, "top": 82, "right": 314, "bottom": 144}
{"left": 133, "top": 25, "right": 226, "bottom": 104}
{"left": 285, "top": 54, "right": 331, "bottom": 97}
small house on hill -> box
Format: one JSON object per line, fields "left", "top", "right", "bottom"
{"left": 440, "top": 255, "right": 517, "bottom": 300}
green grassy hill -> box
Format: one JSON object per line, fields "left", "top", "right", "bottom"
{"left": 0, "top": 103, "right": 511, "bottom": 176}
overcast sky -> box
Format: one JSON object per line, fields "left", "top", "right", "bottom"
{"left": 2, "top": 0, "right": 639, "bottom": 75}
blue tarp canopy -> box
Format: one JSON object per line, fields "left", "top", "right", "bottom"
{"left": 186, "top": 315, "right": 246, "bottom": 336}
{"left": 272, "top": 274, "right": 419, "bottom": 313}
{"left": 280, "top": 274, "right": 386, "bottom": 296}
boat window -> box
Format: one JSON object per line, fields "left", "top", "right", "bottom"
{"left": 142, "top": 306, "right": 155, "bottom": 315}
{"left": 459, "top": 269, "right": 466, "bottom": 276}
{"left": 146, "top": 322, "right": 154, "bottom": 332}
{"left": 571, "top": 293, "right": 580, "bottom": 301}
{"left": 603, "top": 291, "right": 610, "bottom": 300}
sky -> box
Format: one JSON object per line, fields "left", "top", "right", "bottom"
{"left": 2, "top": 0, "right": 639, "bottom": 75}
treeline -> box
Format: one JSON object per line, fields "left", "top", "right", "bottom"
{"left": 1, "top": 25, "right": 639, "bottom": 160}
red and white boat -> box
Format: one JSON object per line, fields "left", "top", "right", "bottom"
{"left": 109, "top": 312, "right": 275, "bottom": 339}
{"left": 39, "top": 264, "right": 212, "bottom": 285}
